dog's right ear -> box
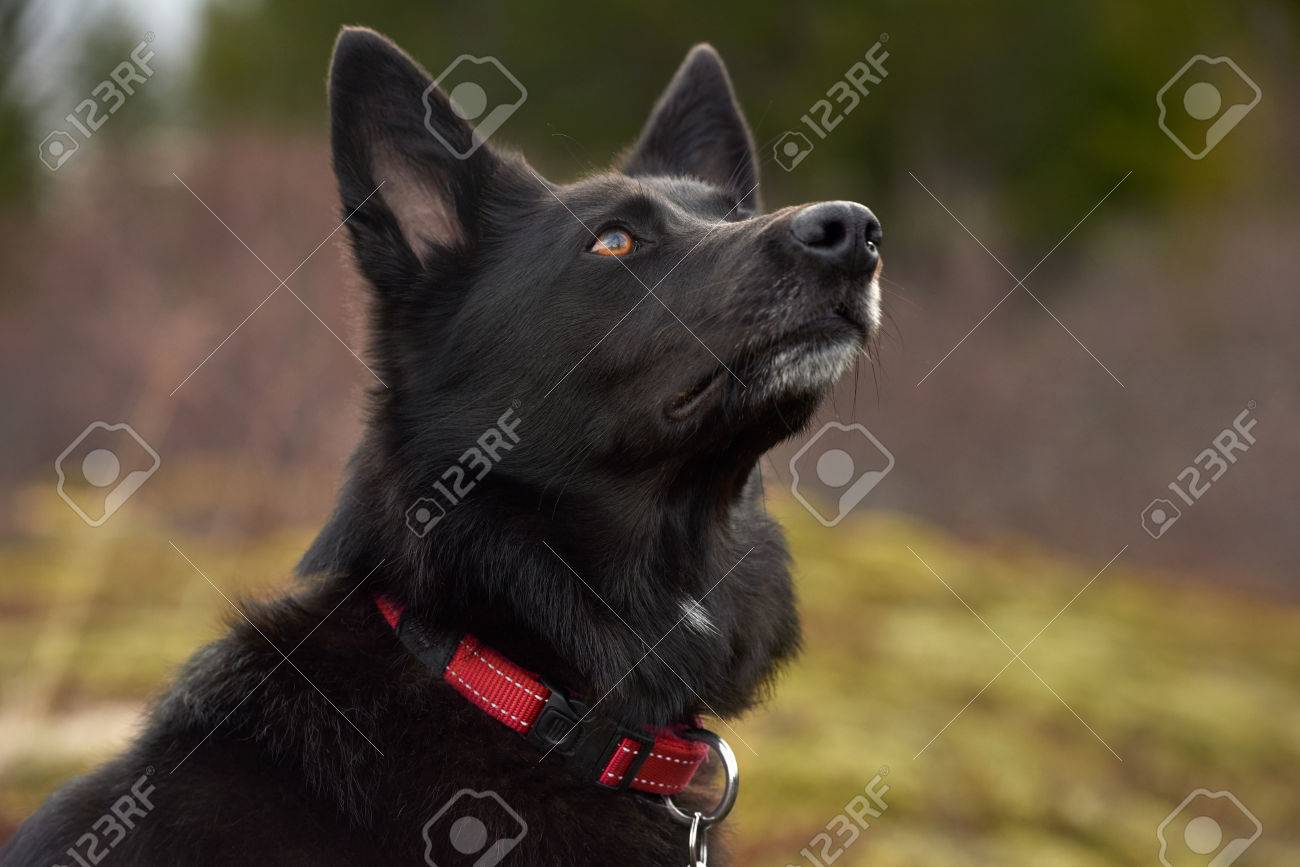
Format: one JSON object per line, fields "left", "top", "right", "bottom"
{"left": 623, "top": 44, "right": 759, "bottom": 212}
{"left": 329, "top": 28, "right": 494, "bottom": 291}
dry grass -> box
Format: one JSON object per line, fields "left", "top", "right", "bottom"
{"left": 2, "top": 477, "right": 1296, "bottom": 863}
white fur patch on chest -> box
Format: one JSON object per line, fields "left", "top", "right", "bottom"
{"left": 679, "top": 597, "right": 718, "bottom": 635}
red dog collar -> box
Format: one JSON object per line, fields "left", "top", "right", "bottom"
{"left": 375, "top": 595, "right": 707, "bottom": 795}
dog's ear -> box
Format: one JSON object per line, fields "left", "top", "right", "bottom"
{"left": 329, "top": 27, "right": 495, "bottom": 290}
{"left": 623, "top": 44, "right": 759, "bottom": 212}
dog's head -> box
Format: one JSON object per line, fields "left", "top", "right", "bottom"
{"left": 329, "top": 28, "right": 881, "bottom": 510}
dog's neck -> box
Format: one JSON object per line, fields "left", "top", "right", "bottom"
{"left": 299, "top": 439, "right": 799, "bottom": 727}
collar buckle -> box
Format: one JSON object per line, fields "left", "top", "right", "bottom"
{"left": 523, "top": 682, "right": 654, "bottom": 789}
{"left": 525, "top": 683, "right": 588, "bottom": 754}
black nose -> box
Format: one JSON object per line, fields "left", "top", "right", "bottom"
{"left": 789, "top": 200, "right": 881, "bottom": 275}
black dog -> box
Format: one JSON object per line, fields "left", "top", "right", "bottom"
{"left": 4, "top": 27, "right": 881, "bottom": 866}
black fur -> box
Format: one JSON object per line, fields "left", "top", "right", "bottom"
{"left": 4, "top": 27, "right": 881, "bottom": 866}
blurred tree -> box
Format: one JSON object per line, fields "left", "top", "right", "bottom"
{"left": 187, "top": 0, "right": 1284, "bottom": 260}
{"left": 67, "top": 10, "right": 163, "bottom": 138}
{"left": 0, "top": 2, "right": 164, "bottom": 207}
{"left": 0, "top": 0, "right": 36, "bottom": 204}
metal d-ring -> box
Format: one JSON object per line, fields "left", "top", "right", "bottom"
{"left": 662, "top": 727, "right": 740, "bottom": 827}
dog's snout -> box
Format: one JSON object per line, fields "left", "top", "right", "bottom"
{"left": 788, "top": 200, "right": 880, "bottom": 275}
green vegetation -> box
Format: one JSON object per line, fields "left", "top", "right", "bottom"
{"left": 0, "top": 0, "right": 36, "bottom": 204}
{"left": 3, "top": 486, "right": 1296, "bottom": 862}
{"left": 186, "top": 0, "right": 1280, "bottom": 247}
{"left": 6, "top": 1, "right": 1290, "bottom": 244}
{"left": 734, "top": 504, "right": 1299, "bottom": 864}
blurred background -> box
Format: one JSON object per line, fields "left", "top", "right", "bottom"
{"left": 2, "top": 1, "right": 1298, "bottom": 864}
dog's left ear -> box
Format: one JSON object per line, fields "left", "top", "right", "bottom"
{"left": 328, "top": 27, "right": 497, "bottom": 293}
{"left": 623, "top": 44, "right": 760, "bottom": 212}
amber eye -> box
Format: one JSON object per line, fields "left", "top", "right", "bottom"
{"left": 590, "top": 227, "right": 635, "bottom": 257}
